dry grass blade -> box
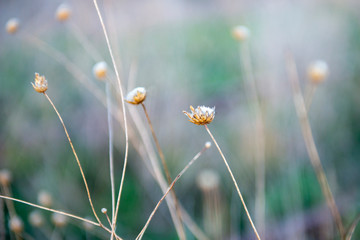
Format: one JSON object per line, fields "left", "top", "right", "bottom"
{"left": 285, "top": 53, "right": 345, "bottom": 239}
{"left": 204, "top": 125, "right": 261, "bottom": 240}
{"left": 346, "top": 213, "right": 360, "bottom": 240}
{"left": 136, "top": 144, "right": 210, "bottom": 240}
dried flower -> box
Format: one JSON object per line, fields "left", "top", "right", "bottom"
{"left": 31, "top": 73, "right": 48, "bottom": 93}
{"left": 56, "top": 3, "right": 71, "bottom": 22}
{"left": 0, "top": 169, "right": 12, "bottom": 186}
{"left": 92, "top": 61, "right": 108, "bottom": 80}
{"left": 196, "top": 169, "right": 220, "bottom": 192}
{"left": 9, "top": 216, "right": 24, "bottom": 234}
{"left": 125, "top": 87, "right": 146, "bottom": 105}
{"left": 5, "top": 18, "right": 20, "bottom": 34}
{"left": 183, "top": 105, "right": 215, "bottom": 125}
{"left": 51, "top": 213, "right": 67, "bottom": 227}
{"left": 307, "top": 60, "right": 329, "bottom": 84}
{"left": 232, "top": 25, "right": 250, "bottom": 41}
{"left": 29, "top": 211, "right": 44, "bottom": 227}
{"left": 205, "top": 141, "right": 212, "bottom": 149}
{"left": 101, "top": 208, "right": 107, "bottom": 214}
{"left": 37, "top": 190, "right": 53, "bottom": 207}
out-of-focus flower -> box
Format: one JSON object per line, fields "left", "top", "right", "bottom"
{"left": 9, "top": 216, "right": 24, "bottom": 234}
{"left": 307, "top": 60, "right": 329, "bottom": 84}
{"left": 51, "top": 213, "right": 67, "bottom": 227}
{"left": 232, "top": 25, "right": 250, "bottom": 41}
{"left": 125, "top": 87, "right": 146, "bottom": 105}
{"left": 0, "top": 169, "right": 12, "bottom": 186}
{"left": 5, "top": 18, "right": 20, "bottom": 34}
{"left": 29, "top": 211, "right": 44, "bottom": 227}
{"left": 92, "top": 61, "right": 108, "bottom": 80}
{"left": 38, "top": 190, "right": 53, "bottom": 207}
{"left": 56, "top": 4, "right": 71, "bottom": 22}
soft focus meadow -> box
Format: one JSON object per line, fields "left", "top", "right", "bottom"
{"left": 1, "top": 0, "right": 360, "bottom": 239}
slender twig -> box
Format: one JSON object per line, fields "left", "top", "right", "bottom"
{"left": 136, "top": 144, "right": 210, "bottom": 240}
{"left": 204, "top": 125, "right": 261, "bottom": 240}
{"left": 304, "top": 82, "right": 317, "bottom": 111}
{"left": 93, "top": 0, "right": 129, "bottom": 230}
{"left": 140, "top": 103, "right": 186, "bottom": 240}
{"left": 43, "top": 93, "right": 101, "bottom": 225}
{"left": 239, "top": 40, "right": 266, "bottom": 237}
{"left": 105, "top": 82, "right": 116, "bottom": 240}
{"left": 0, "top": 185, "right": 17, "bottom": 218}
{"left": 286, "top": 53, "right": 345, "bottom": 239}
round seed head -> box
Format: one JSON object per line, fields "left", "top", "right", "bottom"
{"left": 92, "top": 61, "right": 108, "bottom": 80}
{"left": 56, "top": 3, "right": 71, "bottom": 22}
{"left": 205, "top": 141, "right": 212, "bottom": 149}
{"left": 101, "top": 208, "right": 107, "bottom": 214}
{"left": 9, "top": 216, "right": 24, "bottom": 234}
{"left": 0, "top": 169, "right": 12, "bottom": 186}
{"left": 183, "top": 105, "right": 215, "bottom": 125}
{"left": 51, "top": 213, "right": 67, "bottom": 227}
{"left": 32, "top": 73, "right": 48, "bottom": 93}
{"left": 37, "top": 190, "right": 53, "bottom": 207}
{"left": 307, "top": 60, "right": 329, "bottom": 84}
{"left": 29, "top": 211, "right": 44, "bottom": 227}
{"left": 125, "top": 87, "right": 147, "bottom": 105}
{"left": 232, "top": 25, "right": 250, "bottom": 41}
{"left": 5, "top": 18, "right": 20, "bottom": 34}
{"left": 196, "top": 169, "right": 220, "bottom": 192}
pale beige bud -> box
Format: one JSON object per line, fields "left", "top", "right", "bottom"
{"left": 0, "top": 169, "right": 12, "bottom": 186}
{"left": 9, "top": 216, "right": 24, "bottom": 234}
{"left": 205, "top": 141, "right": 212, "bottom": 149}
{"left": 232, "top": 25, "right": 250, "bottom": 41}
{"left": 307, "top": 60, "right": 329, "bottom": 84}
{"left": 101, "top": 208, "right": 107, "bottom": 214}
{"left": 31, "top": 73, "right": 48, "bottom": 93}
{"left": 92, "top": 61, "right": 108, "bottom": 80}
{"left": 56, "top": 4, "right": 71, "bottom": 22}
{"left": 51, "top": 213, "right": 67, "bottom": 227}
{"left": 125, "top": 87, "right": 147, "bottom": 105}
{"left": 197, "top": 169, "right": 220, "bottom": 192}
{"left": 37, "top": 190, "right": 53, "bottom": 207}
{"left": 6, "top": 18, "right": 20, "bottom": 34}
{"left": 29, "top": 211, "right": 44, "bottom": 227}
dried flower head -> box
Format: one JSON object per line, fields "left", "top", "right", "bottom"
{"left": 307, "top": 60, "right": 329, "bottom": 84}
{"left": 125, "top": 87, "right": 146, "bottom": 105}
{"left": 205, "top": 141, "right": 212, "bottom": 149}
{"left": 0, "top": 169, "right": 12, "bottom": 186}
{"left": 101, "top": 208, "right": 107, "bottom": 214}
{"left": 183, "top": 105, "right": 215, "bottom": 125}
{"left": 232, "top": 25, "right": 250, "bottom": 41}
{"left": 51, "top": 213, "right": 67, "bottom": 227}
{"left": 56, "top": 3, "right": 71, "bottom": 22}
{"left": 32, "top": 73, "right": 48, "bottom": 93}
{"left": 5, "top": 18, "right": 20, "bottom": 34}
{"left": 37, "top": 190, "right": 53, "bottom": 207}
{"left": 29, "top": 211, "right": 44, "bottom": 227}
{"left": 196, "top": 169, "right": 220, "bottom": 192}
{"left": 9, "top": 216, "right": 24, "bottom": 234}
{"left": 92, "top": 61, "right": 108, "bottom": 80}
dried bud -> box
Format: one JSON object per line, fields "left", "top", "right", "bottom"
{"left": 5, "top": 18, "right": 20, "bottom": 34}
{"left": 196, "top": 169, "right": 220, "bottom": 192}
{"left": 232, "top": 25, "right": 250, "bottom": 41}
{"left": 9, "top": 216, "right": 24, "bottom": 234}
{"left": 38, "top": 190, "right": 53, "bottom": 207}
{"left": 205, "top": 141, "right": 212, "bottom": 149}
{"left": 307, "top": 60, "right": 329, "bottom": 84}
{"left": 92, "top": 61, "right": 108, "bottom": 80}
{"left": 56, "top": 4, "right": 71, "bottom": 22}
{"left": 51, "top": 213, "right": 67, "bottom": 227}
{"left": 0, "top": 169, "right": 12, "bottom": 186}
{"left": 101, "top": 208, "right": 107, "bottom": 214}
{"left": 29, "top": 211, "right": 44, "bottom": 227}
{"left": 32, "top": 73, "right": 48, "bottom": 93}
{"left": 125, "top": 87, "right": 146, "bottom": 105}
{"left": 183, "top": 106, "right": 215, "bottom": 125}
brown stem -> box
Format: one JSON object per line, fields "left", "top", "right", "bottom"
{"left": 204, "top": 125, "right": 261, "bottom": 240}
{"left": 140, "top": 103, "right": 186, "bottom": 240}
{"left": 43, "top": 93, "right": 101, "bottom": 225}
{"left": 286, "top": 53, "right": 345, "bottom": 239}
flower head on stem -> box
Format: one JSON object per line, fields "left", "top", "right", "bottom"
{"left": 183, "top": 105, "right": 215, "bottom": 125}
{"left": 31, "top": 73, "right": 48, "bottom": 93}
{"left": 125, "top": 87, "right": 146, "bottom": 105}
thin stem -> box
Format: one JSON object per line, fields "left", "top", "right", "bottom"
{"left": 140, "top": 103, "right": 186, "bottom": 239}
{"left": 136, "top": 144, "right": 209, "bottom": 240}
{"left": 0, "top": 185, "right": 17, "bottom": 218}
{"left": 304, "top": 82, "right": 317, "bottom": 111}
{"left": 286, "top": 53, "right": 345, "bottom": 239}
{"left": 105, "top": 82, "right": 116, "bottom": 239}
{"left": 43, "top": 93, "right": 101, "bottom": 225}
{"left": 93, "top": 0, "right": 129, "bottom": 228}
{"left": 204, "top": 125, "right": 261, "bottom": 240}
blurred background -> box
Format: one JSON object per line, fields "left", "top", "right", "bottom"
{"left": 1, "top": 0, "right": 360, "bottom": 239}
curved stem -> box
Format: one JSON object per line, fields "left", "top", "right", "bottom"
{"left": 204, "top": 125, "right": 261, "bottom": 240}
{"left": 43, "top": 93, "right": 101, "bottom": 225}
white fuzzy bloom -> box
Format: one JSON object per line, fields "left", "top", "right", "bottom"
{"left": 0, "top": 169, "right": 12, "bottom": 186}
{"left": 92, "top": 61, "right": 108, "bottom": 80}
{"left": 197, "top": 169, "right": 220, "bottom": 191}
{"left": 125, "top": 87, "right": 147, "bottom": 104}
{"left": 205, "top": 141, "right": 212, "bottom": 149}
{"left": 307, "top": 60, "right": 329, "bottom": 84}
{"left": 232, "top": 25, "right": 250, "bottom": 41}
{"left": 38, "top": 190, "right": 53, "bottom": 207}
{"left": 51, "top": 213, "right": 67, "bottom": 227}
{"left": 6, "top": 18, "right": 20, "bottom": 34}
{"left": 29, "top": 211, "right": 44, "bottom": 227}
{"left": 9, "top": 216, "right": 23, "bottom": 233}
{"left": 56, "top": 3, "right": 71, "bottom": 22}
